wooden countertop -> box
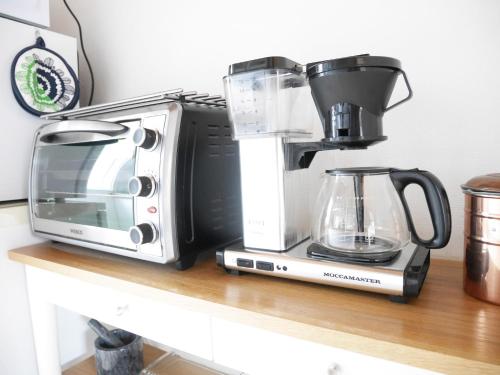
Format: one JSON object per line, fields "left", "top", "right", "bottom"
{"left": 9, "top": 244, "right": 500, "bottom": 375}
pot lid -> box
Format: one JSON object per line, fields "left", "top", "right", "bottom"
{"left": 306, "top": 54, "right": 401, "bottom": 78}
{"left": 228, "top": 56, "right": 302, "bottom": 75}
{"left": 462, "top": 173, "right": 500, "bottom": 195}
{"left": 326, "top": 167, "right": 391, "bottom": 176}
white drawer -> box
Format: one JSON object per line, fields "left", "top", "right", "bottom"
{"left": 212, "top": 319, "right": 439, "bottom": 375}
{"left": 31, "top": 267, "right": 212, "bottom": 360}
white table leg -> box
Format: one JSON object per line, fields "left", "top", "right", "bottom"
{"left": 26, "top": 266, "right": 61, "bottom": 375}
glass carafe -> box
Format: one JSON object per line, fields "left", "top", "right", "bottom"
{"left": 309, "top": 167, "right": 452, "bottom": 263}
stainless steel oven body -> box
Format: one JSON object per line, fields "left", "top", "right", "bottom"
{"left": 30, "top": 91, "right": 242, "bottom": 268}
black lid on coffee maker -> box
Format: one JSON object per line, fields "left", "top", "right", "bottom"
{"left": 228, "top": 56, "right": 302, "bottom": 75}
{"left": 306, "top": 54, "right": 402, "bottom": 77}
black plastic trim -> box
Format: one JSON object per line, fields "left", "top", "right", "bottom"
{"left": 228, "top": 56, "right": 301, "bottom": 75}
{"left": 256, "top": 261, "right": 274, "bottom": 271}
{"left": 215, "top": 250, "right": 225, "bottom": 267}
{"left": 306, "top": 55, "right": 401, "bottom": 78}
{"left": 402, "top": 246, "right": 430, "bottom": 297}
{"left": 237, "top": 258, "right": 254, "bottom": 268}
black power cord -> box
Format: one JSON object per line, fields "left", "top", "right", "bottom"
{"left": 62, "top": 0, "right": 95, "bottom": 106}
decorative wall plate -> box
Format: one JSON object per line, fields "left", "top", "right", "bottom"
{"left": 11, "top": 36, "right": 79, "bottom": 116}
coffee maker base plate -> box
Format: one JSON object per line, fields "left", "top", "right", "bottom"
{"left": 217, "top": 240, "right": 430, "bottom": 302}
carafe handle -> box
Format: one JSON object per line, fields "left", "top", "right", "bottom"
{"left": 389, "top": 169, "right": 452, "bottom": 249}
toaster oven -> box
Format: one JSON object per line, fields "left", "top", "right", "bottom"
{"left": 30, "top": 90, "right": 242, "bottom": 269}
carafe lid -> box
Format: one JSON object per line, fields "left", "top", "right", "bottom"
{"left": 228, "top": 56, "right": 302, "bottom": 75}
{"left": 306, "top": 54, "right": 401, "bottom": 78}
{"left": 462, "top": 173, "right": 500, "bottom": 196}
{"left": 325, "top": 167, "right": 391, "bottom": 176}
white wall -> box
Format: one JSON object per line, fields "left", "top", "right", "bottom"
{"left": 49, "top": 0, "right": 500, "bottom": 260}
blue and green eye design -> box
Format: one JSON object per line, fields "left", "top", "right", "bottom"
{"left": 15, "top": 53, "right": 76, "bottom": 113}
{"left": 11, "top": 37, "right": 79, "bottom": 116}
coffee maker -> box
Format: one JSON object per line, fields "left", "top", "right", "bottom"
{"left": 216, "top": 55, "right": 451, "bottom": 302}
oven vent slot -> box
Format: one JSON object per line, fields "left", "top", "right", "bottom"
{"left": 207, "top": 124, "right": 224, "bottom": 158}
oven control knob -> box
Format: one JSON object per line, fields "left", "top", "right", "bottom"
{"left": 129, "top": 223, "right": 158, "bottom": 245}
{"left": 132, "top": 127, "right": 159, "bottom": 150}
{"left": 128, "top": 176, "right": 156, "bottom": 197}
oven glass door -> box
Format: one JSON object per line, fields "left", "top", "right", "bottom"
{"left": 32, "top": 131, "right": 136, "bottom": 239}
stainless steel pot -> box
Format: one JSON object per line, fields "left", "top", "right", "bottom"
{"left": 462, "top": 174, "right": 500, "bottom": 305}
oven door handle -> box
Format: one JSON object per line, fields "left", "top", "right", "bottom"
{"left": 39, "top": 120, "right": 129, "bottom": 143}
